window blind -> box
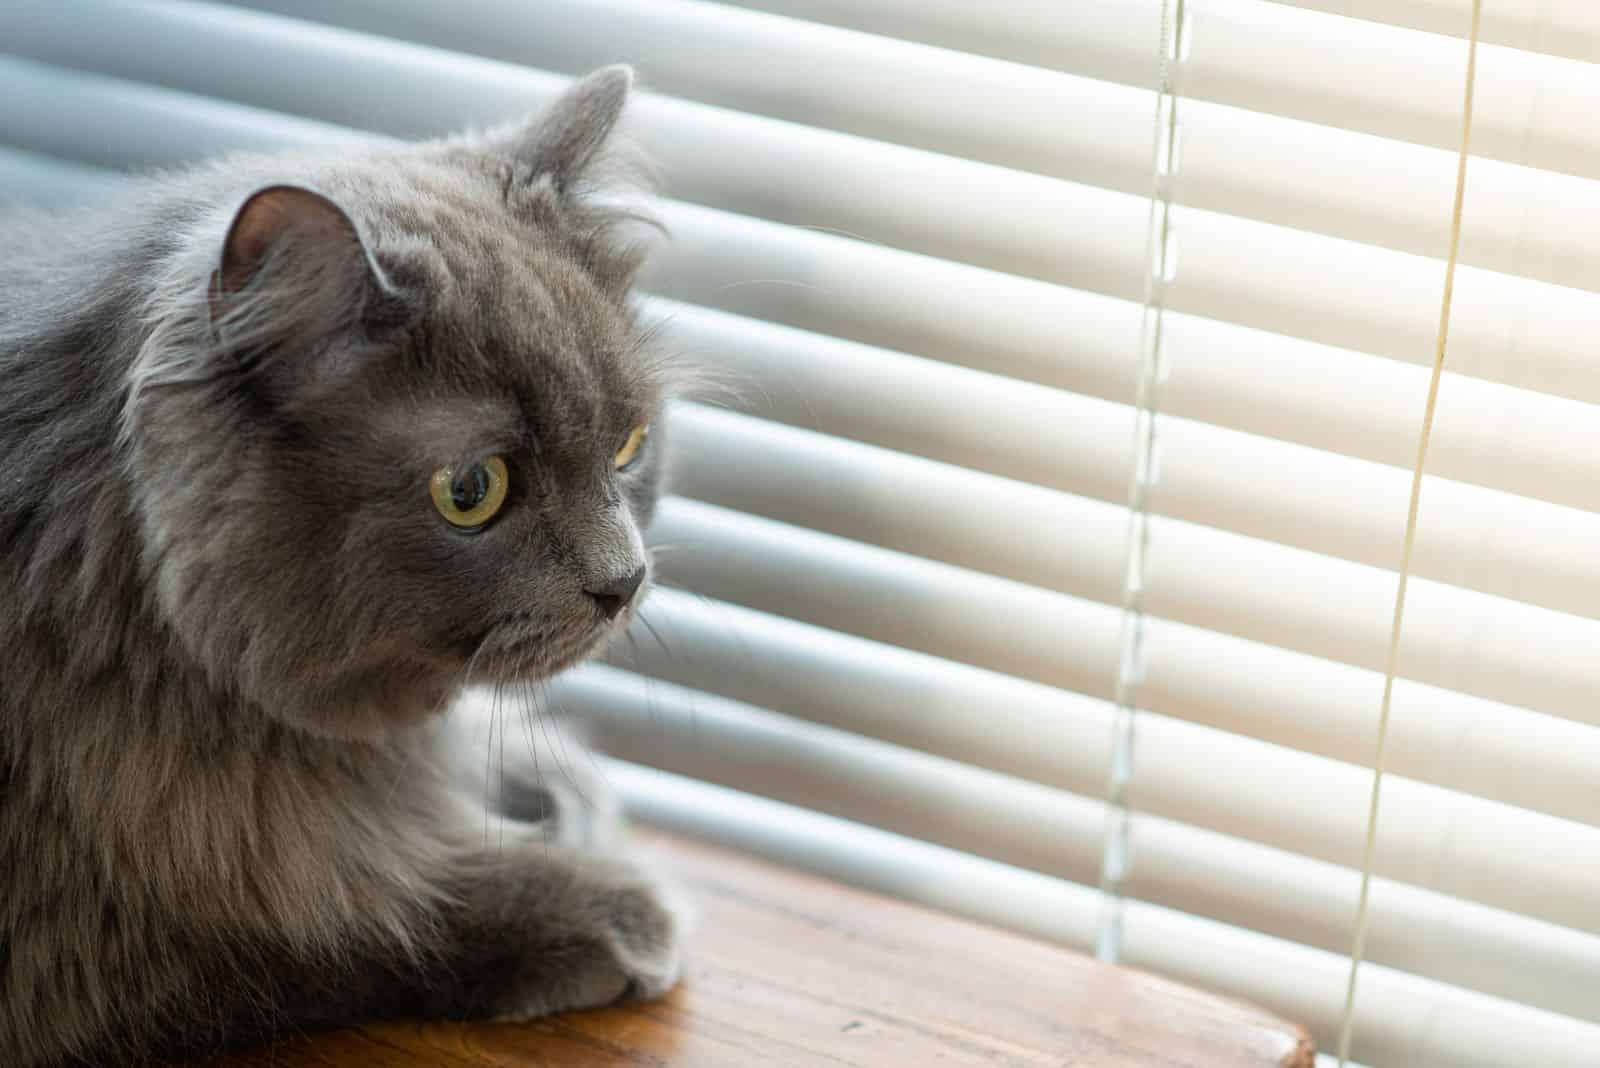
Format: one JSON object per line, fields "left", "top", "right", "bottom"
{"left": 4, "top": 2, "right": 1599, "bottom": 1064}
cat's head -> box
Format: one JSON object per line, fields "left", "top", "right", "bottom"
{"left": 127, "top": 68, "right": 674, "bottom": 737}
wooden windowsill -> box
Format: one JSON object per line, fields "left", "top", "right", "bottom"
{"left": 195, "top": 830, "right": 1315, "bottom": 1066}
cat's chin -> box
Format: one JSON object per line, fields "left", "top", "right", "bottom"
{"left": 470, "top": 610, "right": 630, "bottom": 685}
{"left": 476, "top": 631, "right": 612, "bottom": 688}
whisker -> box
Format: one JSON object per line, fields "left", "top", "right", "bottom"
{"left": 514, "top": 677, "right": 552, "bottom": 857}
{"left": 708, "top": 278, "right": 826, "bottom": 297}
{"left": 634, "top": 608, "right": 675, "bottom": 662}
{"left": 483, "top": 673, "right": 501, "bottom": 849}
{"left": 496, "top": 674, "right": 508, "bottom": 855}
{"left": 535, "top": 683, "right": 585, "bottom": 809}
{"left": 642, "top": 542, "right": 694, "bottom": 559}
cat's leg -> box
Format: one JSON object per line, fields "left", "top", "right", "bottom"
{"left": 38, "top": 731, "right": 664, "bottom": 1065}
{"left": 135, "top": 839, "right": 686, "bottom": 1063}
{"left": 420, "top": 841, "right": 688, "bottom": 1020}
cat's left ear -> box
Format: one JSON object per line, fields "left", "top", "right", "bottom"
{"left": 496, "top": 65, "right": 633, "bottom": 192}
{"left": 210, "top": 184, "right": 388, "bottom": 335}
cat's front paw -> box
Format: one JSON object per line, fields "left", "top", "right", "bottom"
{"left": 592, "top": 871, "right": 690, "bottom": 1004}
{"left": 486, "top": 859, "right": 690, "bottom": 1022}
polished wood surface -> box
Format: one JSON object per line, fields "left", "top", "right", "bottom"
{"left": 194, "top": 831, "right": 1314, "bottom": 1067}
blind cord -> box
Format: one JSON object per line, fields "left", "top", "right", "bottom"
{"left": 1098, "top": 0, "right": 1188, "bottom": 964}
{"left": 1335, "top": 2, "right": 1482, "bottom": 1062}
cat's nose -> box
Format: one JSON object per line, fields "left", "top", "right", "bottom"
{"left": 586, "top": 564, "right": 646, "bottom": 620}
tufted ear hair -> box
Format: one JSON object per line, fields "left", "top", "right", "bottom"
{"left": 494, "top": 65, "right": 633, "bottom": 193}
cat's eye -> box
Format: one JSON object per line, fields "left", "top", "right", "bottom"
{"left": 614, "top": 423, "right": 650, "bottom": 470}
{"left": 429, "top": 456, "right": 509, "bottom": 530}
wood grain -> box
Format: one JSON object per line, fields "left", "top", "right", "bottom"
{"left": 189, "top": 831, "right": 1314, "bottom": 1067}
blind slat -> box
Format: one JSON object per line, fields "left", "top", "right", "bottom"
{"left": 0, "top": 145, "right": 120, "bottom": 205}
{"left": 0, "top": 56, "right": 356, "bottom": 166}
{"left": 1267, "top": 0, "right": 1600, "bottom": 65}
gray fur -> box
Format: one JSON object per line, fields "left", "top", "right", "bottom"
{"left": 0, "top": 67, "right": 687, "bottom": 1066}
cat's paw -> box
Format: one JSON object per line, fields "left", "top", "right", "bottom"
{"left": 490, "top": 864, "right": 690, "bottom": 1021}
{"left": 593, "top": 869, "right": 691, "bottom": 1004}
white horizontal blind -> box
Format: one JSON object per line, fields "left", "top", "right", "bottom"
{"left": 4, "top": 2, "right": 1599, "bottom": 1064}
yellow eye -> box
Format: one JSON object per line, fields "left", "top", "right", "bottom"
{"left": 614, "top": 423, "right": 649, "bottom": 470}
{"left": 429, "top": 456, "right": 509, "bottom": 530}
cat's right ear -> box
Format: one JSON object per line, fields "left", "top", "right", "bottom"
{"left": 494, "top": 65, "right": 633, "bottom": 193}
{"left": 209, "top": 185, "right": 390, "bottom": 341}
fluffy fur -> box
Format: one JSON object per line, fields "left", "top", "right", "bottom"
{"left": 0, "top": 67, "right": 686, "bottom": 1066}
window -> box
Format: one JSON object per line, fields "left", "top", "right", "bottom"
{"left": 4, "top": 2, "right": 1597, "bottom": 1064}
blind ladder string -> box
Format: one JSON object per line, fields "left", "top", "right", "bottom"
{"left": 1097, "top": 0, "right": 1188, "bottom": 963}
{"left": 1335, "top": 1, "right": 1482, "bottom": 1062}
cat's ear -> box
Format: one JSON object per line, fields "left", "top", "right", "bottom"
{"left": 210, "top": 184, "right": 385, "bottom": 331}
{"left": 498, "top": 65, "right": 633, "bottom": 191}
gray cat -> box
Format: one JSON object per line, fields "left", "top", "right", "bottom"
{"left": 0, "top": 67, "right": 689, "bottom": 1066}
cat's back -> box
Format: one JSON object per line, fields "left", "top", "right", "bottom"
{"left": 0, "top": 165, "right": 263, "bottom": 369}
{"left": 0, "top": 192, "right": 125, "bottom": 301}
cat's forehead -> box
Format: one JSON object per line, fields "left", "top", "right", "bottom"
{"left": 360, "top": 162, "right": 656, "bottom": 429}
